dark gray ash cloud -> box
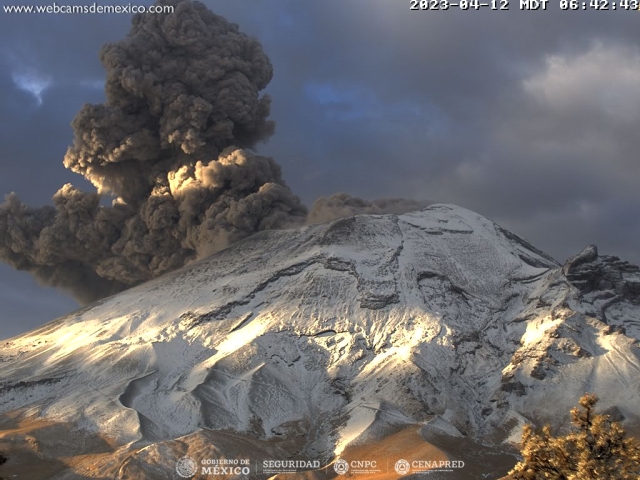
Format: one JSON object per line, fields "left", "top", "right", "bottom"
{"left": 0, "top": 0, "right": 308, "bottom": 302}
{"left": 0, "top": 0, "right": 414, "bottom": 304}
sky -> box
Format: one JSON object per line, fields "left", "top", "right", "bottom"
{"left": 1, "top": 0, "right": 639, "bottom": 339}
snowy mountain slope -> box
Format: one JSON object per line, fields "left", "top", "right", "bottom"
{"left": 1, "top": 204, "right": 639, "bottom": 478}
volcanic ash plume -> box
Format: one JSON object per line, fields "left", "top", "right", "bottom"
{"left": 307, "top": 193, "right": 426, "bottom": 224}
{"left": 0, "top": 0, "right": 306, "bottom": 302}
{"left": 0, "top": 0, "right": 424, "bottom": 304}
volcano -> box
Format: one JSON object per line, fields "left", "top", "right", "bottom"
{"left": 1, "top": 204, "right": 639, "bottom": 479}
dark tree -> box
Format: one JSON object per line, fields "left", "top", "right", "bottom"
{"left": 510, "top": 394, "right": 640, "bottom": 479}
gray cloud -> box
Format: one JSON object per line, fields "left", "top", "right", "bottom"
{"left": 420, "top": 41, "right": 640, "bottom": 263}
{"left": 234, "top": 3, "right": 640, "bottom": 265}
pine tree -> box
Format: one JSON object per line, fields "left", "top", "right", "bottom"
{"left": 509, "top": 393, "right": 640, "bottom": 479}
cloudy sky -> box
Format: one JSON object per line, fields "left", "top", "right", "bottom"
{"left": 1, "top": 0, "right": 639, "bottom": 339}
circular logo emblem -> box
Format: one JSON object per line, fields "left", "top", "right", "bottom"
{"left": 394, "top": 459, "right": 411, "bottom": 475}
{"left": 175, "top": 456, "right": 198, "bottom": 478}
{"left": 334, "top": 458, "right": 349, "bottom": 475}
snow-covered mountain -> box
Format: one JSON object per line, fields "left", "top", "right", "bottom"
{"left": 1, "top": 204, "right": 639, "bottom": 479}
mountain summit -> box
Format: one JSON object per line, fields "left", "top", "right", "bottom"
{"left": 1, "top": 204, "right": 639, "bottom": 478}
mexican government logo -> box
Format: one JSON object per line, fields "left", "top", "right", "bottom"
{"left": 395, "top": 458, "right": 411, "bottom": 475}
{"left": 333, "top": 458, "right": 350, "bottom": 475}
{"left": 175, "top": 456, "right": 198, "bottom": 478}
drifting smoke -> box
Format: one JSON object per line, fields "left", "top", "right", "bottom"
{"left": 307, "top": 194, "right": 426, "bottom": 225}
{"left": 0, "top": 0, "right": 422, "bottom": 304}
